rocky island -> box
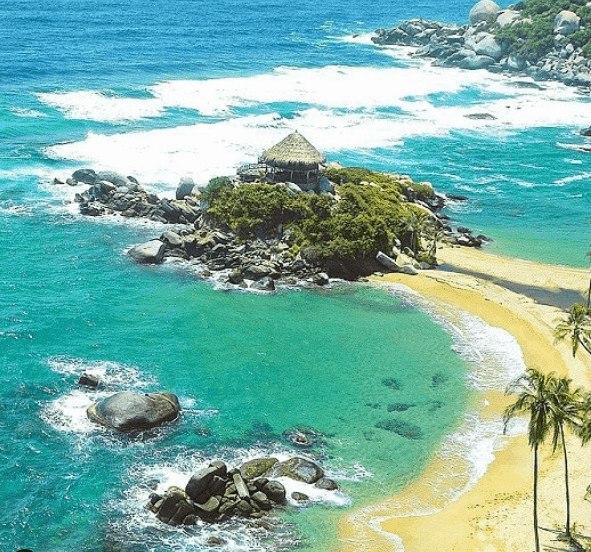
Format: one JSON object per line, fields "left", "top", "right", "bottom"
{"left": 373, "top": 0, "right": 591, "bottom": 89}
{"left": 58, "top": 132, "right": 488, "bottom": 292}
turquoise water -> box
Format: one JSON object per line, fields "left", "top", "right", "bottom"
{"left": 0, "top": 0, "right": 583, "bottom": 550}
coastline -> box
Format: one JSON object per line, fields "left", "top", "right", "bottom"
{"left": 336, "top": 245, "right": 591, "bottom": 551}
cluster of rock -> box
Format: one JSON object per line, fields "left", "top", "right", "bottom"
{"left": 146, "top": 456, "right": 338, "bottom": 526}
{"left": 58, "top": 169, "right": 332, "bottom": 290}
{"left": 58, "top": 167, "right": 489, "bottom": 286}
{"left": 86, "top": 391, "right": 181, "bottom": 432}
{"left": 128, "top": 227, "right": 330, "bottom": 292}
{"left": 64, "top": 169, "right": 202, "bottom": 224}
{"left": 372, "top": 0, "right": 591, "bottom": 88}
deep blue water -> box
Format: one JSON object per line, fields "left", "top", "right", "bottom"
{"left": 0, "top": 0, "right": 584, "bottom": 550}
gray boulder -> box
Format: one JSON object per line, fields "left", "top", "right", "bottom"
{"left": 186, "top": 462, "right": 228, "bottom": 500}
{"left": 249, "top": 276, "right": 275, "bottom": 291}
{"left": 469, "top": 0, "right": 500, "bottom": 25}
{"left": 317, "top": 177, "right": 334, "bottom": 194}
{"left": 239, "top": 457, "right": 279, "bottom": 480}
{"left": 376, "top": 251, "right": 401, "bottom": 272}
{"left": 284, "top": 182, "right": 303, "bottom": 193}
{"left": 176, "top": 177, "right": 198, "bottom": 200}
{"left": 459, "top": 53, "right": 496, "bottom": 70}
{"left": 269, "top": 457, "right": 324, "bottom": 484}
{"left": 86, "top": 391, "right": 180, "bottom": 431}
{"left": 72, "top": 168, "right": 97, "bottom": 185}
{"left": 96, "top": 171, "right": 131, "bottom": 188}
{"left": 261, "top": 480, "right": 286, "bottom": 503}
{"left": 472, "top": 33, "right": 504, "bottom": 61}
{"left": 554, "top": 10, "right": 580, "bottom": 36}
{"left": 78, "top": 373, "right": 100, "bottom": 388}
{"left": 401, "top": 264, "right": 420, "bottom": 275}
{"left": 128, "top": 240, "right": 166, "bottom": 264}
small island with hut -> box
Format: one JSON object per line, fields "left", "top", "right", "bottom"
{"left": 66, "top": 131, "right": 488, "bottom": 291}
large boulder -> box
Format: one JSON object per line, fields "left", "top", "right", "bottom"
{"left": 269, "top": 457, "right": 324, "bottom": 484}
{"left": 239, "top": 457, "right": 279, "bottom": 479}
{"left": 86, "top": 391, "right": 181, "bottom": 431}
{"left": 554, "top": 10, "right": 580, "bottom": 36}
{"left": 96, "top": 171, "right": 133, "bottom": 188}
{"left": 72, "top": 168, "right": 97, "bottom": 185}
{"left": 376, "top": 251, "right": 401, "bottom": 272}
{"left": 469, "top": 0, "right": 500, "bottom": 25}
{"left": 496, "top": 9, "right": 520, "bottom": 28}
{"left": 176, "top": 177, "right": 198, "bottom": 200}
{"left": 470, "top": 33, "right": 504, "bottom": 61}
{"left": 128, "top": 240, "right": 166, "bottom": 264}
{"left": 185, "top": 461, "right": 228, "bottom": 500}
{"left": 459, "top": 53, "right": 496, "bottom": 70}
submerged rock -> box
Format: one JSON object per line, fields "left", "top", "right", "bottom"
{"left": 375, "top": 419, "right": 423, "bottom": 440}
{"left": 269, "top": 457, "right": 324, "bottom": 484}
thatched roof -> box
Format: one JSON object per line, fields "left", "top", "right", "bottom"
{"left": 259, "top": 131, "right": 326, "bottom": 170}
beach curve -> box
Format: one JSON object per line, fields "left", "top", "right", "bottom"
{"left": 336, "top": 245, "right": 591, "bottom": 552}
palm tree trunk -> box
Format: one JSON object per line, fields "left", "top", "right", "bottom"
{"left": 577, "top": 335, "right": 591, "bottom": 356}
{"left": 534, "top": 443, "right": 540, "bottom": 552}
{"left": 560, "top": 424, "right": 571, "bottom": 539}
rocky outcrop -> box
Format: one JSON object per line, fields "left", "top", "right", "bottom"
{"left": 373, "top": 4, "right": 591, "bottom": 89}
{"left": 64, "top": 168, "right": 488, "bottom": 286}
{"left": 86, "top": 391, "right": 181, "bottom": 431}
{"left": 146, "top": 457, "right": 337, "bottom": 526}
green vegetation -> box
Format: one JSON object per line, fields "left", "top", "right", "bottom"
{"left": 203, "top": 176, "right": 232, "bottom": 198}
{"left": 494, "top": 0, "right": 591, "bottom": 57}
{"left": 206, "top": 167, "right": 438, "bottom": 272}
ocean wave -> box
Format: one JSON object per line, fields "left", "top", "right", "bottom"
{"left": 37, "top": 90, "right": 164, "bottom": 123}
{"left": 554, "top": 171, "right": 591, "bottom": 186}
{"left": 9, "top": 106, "right": 48, "bottom": 118}
{"left": 35, "top": 61, "right": 591, "bottom": 188}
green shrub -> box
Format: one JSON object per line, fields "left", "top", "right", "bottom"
{"left": 207, "top": 174, "right": 421, "bottom": 262}
{"left": 203, "top": 176, "right": 232, "bottom": 198}
{"left": 495, "top": 0, "right": 591, "bottom": 58}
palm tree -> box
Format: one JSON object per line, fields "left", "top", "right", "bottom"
{"left": 554, "top": 303, "right": 591, "bottom": 357}
{"left": 426, "top": 223, "right": 447, "bottom": 258}
{"left": 546, "top": 376, "right": 583, "bottom": 542}
{"left": 585, "top": 247, "right": 591, "bottom": 309}
{"left": 503, "top": 368, "right": 555, "bottom": 552}
{"left": 402, "top": 210, "right": 430, "bottom": 254}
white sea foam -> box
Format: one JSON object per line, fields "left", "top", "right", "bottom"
{"left": 47, "top": 356, "right": 155, "bottom": 388}
{"left": 38, "top": 59, "right": 591, "bottom": 189}
{"left": 554, "top": 171, "right": 591, "bottom": 186}
{"left": 37, "top": 90, "right": 164, "bottom": 122}
{"left": 10, "top": 106, "right": 48, "bottom": 118}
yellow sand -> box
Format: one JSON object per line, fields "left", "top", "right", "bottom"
{"left": 335, "top": 246, "right": 591, "bottom": 552}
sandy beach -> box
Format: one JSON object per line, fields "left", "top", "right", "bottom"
{"left": 336, "top": 245, "right": 591, "bottom": 552}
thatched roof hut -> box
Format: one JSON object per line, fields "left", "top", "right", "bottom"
{"left": 259, "top": 131, "right": 326, "bottom": 170}
{"left": 257, "top": 131, "right": 326, "bottom": 189}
